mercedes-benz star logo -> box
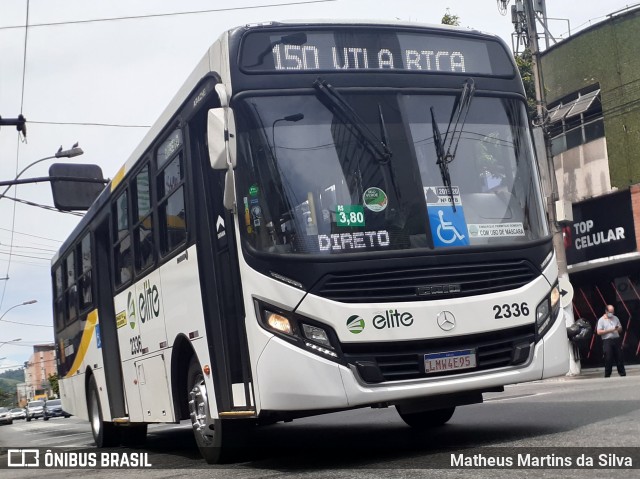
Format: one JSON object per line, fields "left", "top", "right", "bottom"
{"left": 437, "top": 311, "right": 456, "bottom": 331}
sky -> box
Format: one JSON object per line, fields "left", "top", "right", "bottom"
{"left": 0, "top": 0, "right": 637, "bottom": 372}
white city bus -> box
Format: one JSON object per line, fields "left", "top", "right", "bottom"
{"left": 52, "top": 20, "right": 568, "bottom": 463}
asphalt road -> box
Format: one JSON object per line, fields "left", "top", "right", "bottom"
{"left": 1, "top": 367, "right": 639, "bottom": 478}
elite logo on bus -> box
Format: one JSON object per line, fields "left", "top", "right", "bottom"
{"left": 127, "top": 292, "right": 136, "bottom": 329}
{"left": 346, "top": 315, "right": 365, "bottom": 334}
{"left": 138, "top": 280, "right": 160, "bottom": 323}
{"left": 373, "top": 309, "right": 414, "bottom": 329}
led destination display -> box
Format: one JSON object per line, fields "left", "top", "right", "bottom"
{"left": 240, "top": 28, "right": 514, "bottom": 75}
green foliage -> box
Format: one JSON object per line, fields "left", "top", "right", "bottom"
{"left": 0, "top": 389, "right": 13, "bottom": 407}
{"left": 441, "top": 8, "right": 460, "bottom": 26}
{"left": 0, "top": 368, "right": 24, "bottom": 382}
{"left": 0, "top": 379, "right": 18, "bottom": 407}
{"left": 515, "top": 49, "right": 537, "bottom": 117}
{"left": 48, "top": 373, "right": 60, "bottom": 397}
{"left": 0, "top": 369, "right": 24, "bottom": 407}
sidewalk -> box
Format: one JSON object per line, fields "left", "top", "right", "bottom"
{"left": 562, "top": 363, "right": 640, "bottom": 380}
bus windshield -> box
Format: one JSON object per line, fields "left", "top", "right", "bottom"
{"left": 235, "top": 91, "right": 548, "bottom": 255}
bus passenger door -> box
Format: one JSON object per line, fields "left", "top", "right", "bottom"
{"left": 188, "top": 110, "right": 254, "bottom": 414}
{"left": 94, "top": 217, "right": 127, "bottom": 419}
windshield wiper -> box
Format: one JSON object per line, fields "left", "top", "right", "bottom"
{"left": 429, "top": 78, "right": 476, "bottom": 212}
{"left": 430, "top": 106, "right": 456, "bottom": 211}
{"left": 313, "top": 78, "right": 392, "bottom": 163}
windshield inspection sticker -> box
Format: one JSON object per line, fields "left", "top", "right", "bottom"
{"left": 424, "top": 186, "right": 463, "bottom": 206}
{"left": 468, "top": 223, "right": 525, "bottom": 238}
{"left": 425, "top": 186, "right": 469, "bottom": 247}
{"left": 363, "top": 187, "right": 388, "bottom": 212}
{"left": 336, "top": 205, "right": 365, "bottom": 227}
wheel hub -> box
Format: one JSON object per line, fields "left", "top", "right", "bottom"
{"left": 188, "top": 376, "right": 213, "bottom": 443}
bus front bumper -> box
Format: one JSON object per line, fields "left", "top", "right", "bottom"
{"left": 255, "top": 310, "right": 568, "bottom": 412}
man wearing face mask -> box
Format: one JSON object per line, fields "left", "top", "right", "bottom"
{"left": 596, "top": 305, "right": 626, "bottom": 378}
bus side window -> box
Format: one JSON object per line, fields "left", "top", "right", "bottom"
{"left": 78, "top": 233, "right": 93, "bottom": 310}
{"left": 113, "top": 189, "right": 132, "bottom": 287}
{"left": 65, "top": 253, "right": 78, "bottom": 324}
{"left": 157, "top": 130, "right": 187, "bottom": 256}
{"left": 134, "top": 164, "right": 155, "bottom": 272}
{"left": 54, "top": 265, "right": 65, "bottom": 331}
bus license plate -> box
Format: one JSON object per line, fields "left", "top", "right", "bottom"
{"left": 424, "top": 350, "right": 476, "bottom": 373}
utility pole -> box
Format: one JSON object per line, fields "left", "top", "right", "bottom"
{"left": 508, "top": 0, "right": 580, "bottom": 375}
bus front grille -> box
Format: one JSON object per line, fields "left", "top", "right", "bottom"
{"left": 342, "top": 325, "right": 535, "bottom": 383}
{"left": 313, "top": 260, "right": 537, "bottom": 303}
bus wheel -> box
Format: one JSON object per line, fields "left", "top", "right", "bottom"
{"left": 187, "top": 357, "right": 249, "bottom": 463}
{"left": 88, "top": 375, "right": 119, "bottom": 447}
{"left": 396, "top": 406, "right": 456, "bottom": 428}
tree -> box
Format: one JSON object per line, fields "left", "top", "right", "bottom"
{"left": 48, "top": 373, "right": 59, "bottom": 398}
{"left": 441, "top": 8, "right": 461, "bottom": 26}
{"left": 0, "top": 389, "right": 13, "bottom": 407}
{"left": 515, "top": 49, "right": 537, "bottom": 117}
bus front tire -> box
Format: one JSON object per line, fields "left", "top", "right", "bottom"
{"left": 88, "top": 375, "right": 119, "bottom": 447}
{"left": 187, "top": 356, "right": 249, "bottom": 463}
{"left": 396, "top": 405, "right": 456, "bottom": 428}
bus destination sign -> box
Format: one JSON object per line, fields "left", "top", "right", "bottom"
{"left": 240, "top": 28, "right": 513, "bottom": 75}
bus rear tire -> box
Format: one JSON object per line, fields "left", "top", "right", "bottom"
{"left": 88, "top": 375, "right": 119, "bottom": 447}
{"left": 396, "top": 406, "right": 456, "bottom": 428}
{"left": 187, "top": 356, "right": 249, "bottom": 463}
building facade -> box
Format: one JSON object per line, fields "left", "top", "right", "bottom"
{"left": 541, "top": 6, "right": 640, "bottom": 367}
{"left": 24, "top": 344, "right": 57, "bottom": 400}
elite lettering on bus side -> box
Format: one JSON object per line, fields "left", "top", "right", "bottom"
{"left": 138, "top": 280, "right": 160, "bottom": 324}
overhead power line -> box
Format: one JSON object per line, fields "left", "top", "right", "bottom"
{"left": 0, "top": 0, "right": 337, "bottom": 30}
{"left": 28, "top": 120, "right": 150, "bottom": 129}
{"left": 0, "top": 251, "right": 50, "bottom": 261}
{"left": 0, "top": 318, "right": 52, "bottom": 327}
{"left": 0, "top": 227, "right": 62, "bottom": 243}
{"left": 1, "top": 0, "right": 30, "bottom": 312}
{"left": 0, "top": 243, "right": 57, "bottom": 253}
{"left": 1, "top": 194, "right": 84, "bottom": 217}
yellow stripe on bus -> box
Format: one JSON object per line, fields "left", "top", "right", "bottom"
{"left": 64, "top": 309, "right": 99, "bottom": 379}
{"left": 110, "top": 165, "right": 126, "bottom": 191}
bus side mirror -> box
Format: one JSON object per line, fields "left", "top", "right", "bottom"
{"left": 207, "top": 107, "right": 236, "bottom": 170}
{"left": 49, "top": 163, "right": 106, "bottom": 211}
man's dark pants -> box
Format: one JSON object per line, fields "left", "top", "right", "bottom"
{"left": 603, "top": 337, "right": 626, "bottom": 377}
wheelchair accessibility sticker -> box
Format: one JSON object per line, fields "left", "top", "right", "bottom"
{"left": 425, "top": 186, "right": 469, "bottom": 247}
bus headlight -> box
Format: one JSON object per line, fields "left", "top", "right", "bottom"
{"left": 536, "top": 283, "right": 561, "bottom": 339}
{"left": 257, "top": 301, "right": 339, "bottom": 359}
{"left": 301, "top": 323, "right": 332, "bottom": 348}
{"left": 265, "top": 311, "right": 294, "bottom": 336}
